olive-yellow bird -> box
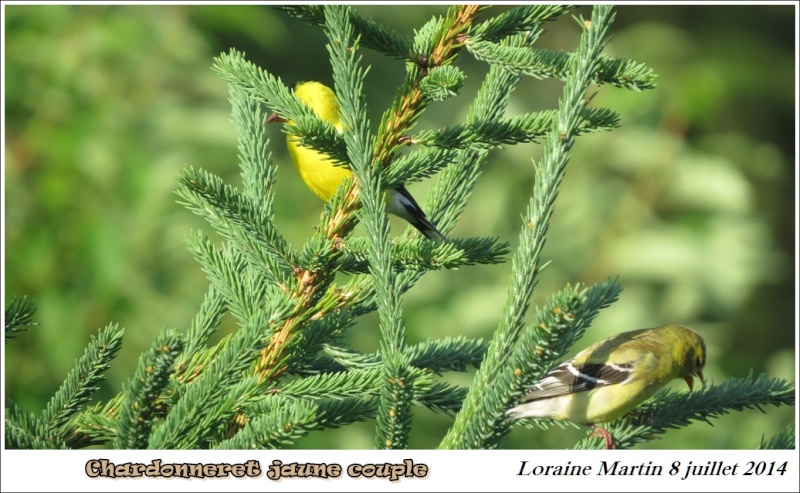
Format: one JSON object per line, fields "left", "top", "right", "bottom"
{"left": 506, "top": 324, "right": 707, "bottom": 449}
{"left": 267, "top": 81, "right": 445, "bottom": 240}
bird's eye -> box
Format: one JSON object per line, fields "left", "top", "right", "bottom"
{"left": 696, "top": 357, "right": 703, "bottom": 368}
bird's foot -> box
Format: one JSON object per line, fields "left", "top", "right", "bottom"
{"left": 590, "top": 425, "right": 617, "bottom": 450}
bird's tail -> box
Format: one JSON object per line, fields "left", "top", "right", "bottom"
{"left": 388, "top": 186, "right": 447, "bottom": 241}
{"left": 408, "top": 214, "right": 447, "bottom": 241}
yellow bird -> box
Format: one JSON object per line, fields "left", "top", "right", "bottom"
{"left": 267, "top": 81, "right": 445, "bottom": 240}
{"left": 506, "top": 324, "right": 707, "bottom": 449}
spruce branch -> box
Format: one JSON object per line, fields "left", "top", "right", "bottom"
{"left": 147, "top": 310, "right": 280, "bottom": 448}
{"left": 230, "top": 85, "right": 278, "bottom": 212}
{"left": 303, "top": 335, "right": 487, "bottom": 376}
{"left": 212, "top": 50, "right": 311, "bottom": 128}
{"left": 277, "top": 5, "right": 414, "bottom": 60}
{"left": 179, "top": 285, "right": 226, "bottom": 365}
{"left": 412, "top": 30, "right": 535, "bottom": 242}
{"left": 42, "top": 323, "right": 124, "bottom": 435}
{"left": 177, "top": 166, "right": 296, "bottom": 287}
{"left": 440, "top": 5, "right": 618, "bottom": 450}
{"left": 281, "top": 367, "right": 384, "bottom": 400}
{"left": 5, "top": 401, "right": 68, "bottom": 449}
{"left": 759, "top": 423, "right": 795, "bottom": 450}
{"left": 465, "top": 39, "right": 657, "bottom": 91}
{"left": 325, "top": 5, "right": 415, "bottom": 450}
{"left": 510, "top": 279, "right": 623, "bottom": 400}
{"left": 419, "top": 65, "right": 466, "bottom": 102}
{"left": 470, "top": 5, "right": 573, "bottom": 41}
{"left": 226, "top": 395, "right": 380, "bottom": 448}
{"left": 286, "top": 114, "right": 352, "bottom": 168}
{"left": 314, "top": 397, "right": 381, "bottom": 429}
{"left": 573, "top": 373, "right": 796, "bottom": 449}
{"left": 5, "top": 295, "right": 39, "bottom": 340}
{"left": 498, "top": 280, "right": 621, "bottom": 441}
{"left": 64, "top": 395, "right": 124, "bottom": 448}
{"left": 214, "top": 50, "right": 350, "bottom": 166}
{"left": 404, "top": 336, "right": 488, "bottom": 374}
{"left": 374, "top": 5, "right": 480, "bottom": 169}
{"left": 410, "top": 107, "right": 619, "bottom": 151}
{"left": 183, "top": 231, "right": 274, "bottom": 323}
{"left": 339, "top": 236, "right": 509, "bottom": 273}
{"left": 418, "top": 382, "right": 470, "bottom": 414}
{"left": 175, "top": 332, "right": 230, "bottom": 385}
{"left": 213, "top": 398, "right": 318, "bottom": 449}
{"left": 277, "top": 365, "right": 448, "bottom": 409}
{"left": 115, "top": 329, "right": 185, "bottom": 449}
{"left": 383, "top": 147, "right": 458, "bottom": 188}
{"left": 252, "top": 255, "right": 348, "bottom": 384}
{"left": 453, "top": 279, "right": 622, "bottom": 448}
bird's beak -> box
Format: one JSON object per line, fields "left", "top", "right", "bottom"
{"left": 266, "top": 111, "right": 285, "bottom": 124}
{"left": 683, "top": 370, "right": 704, "bottom": 391}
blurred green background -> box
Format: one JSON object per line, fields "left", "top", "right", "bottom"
{"left": 4, "top": 5, "right": 796, "bottom": 449}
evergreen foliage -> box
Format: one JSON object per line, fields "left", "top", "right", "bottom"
{"left": 4, "top": 296, "right": 38, "bottom": 340}
{"left": 4, "top": 4, "right": 793, "bottom": 451}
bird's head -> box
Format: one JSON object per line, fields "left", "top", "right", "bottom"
{"left": 676, "top": 325, "right": 706, "bottom": 391}
{"left": 266, "top": 81, "right": 340, "bottom": 127}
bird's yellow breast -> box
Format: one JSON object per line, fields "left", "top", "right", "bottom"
{"left": 287, "top": 136, "right": 352, "bottom": 202}
{"left": 288, "top": 81, "right": 397, "bottom": 207}
{"left": 287, "top": 81, "right": 353, "bottom": 202}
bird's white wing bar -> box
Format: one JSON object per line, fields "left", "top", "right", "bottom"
{"left": 519, "top": 360, "right": 636, "bottom": 401}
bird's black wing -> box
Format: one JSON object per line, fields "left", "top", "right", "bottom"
{"left": 520, "top": 359, "right": 637, "bottom": 401}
